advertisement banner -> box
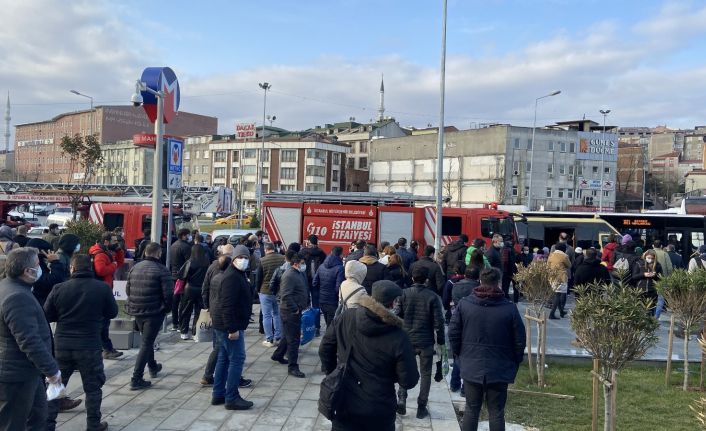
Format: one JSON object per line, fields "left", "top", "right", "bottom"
{"left": 576, "top": 131, "right": 618, "bottom": 162}
{"left": 303, "top": 204, "right": 376, "bottom": 218}
{"left": 236, "top": 123, "right": 257, "bottom": 139}
{"left": 578, "top": 177, "right": 615, "bottom": 190}
{"left": 302, "top": 216, "right": 376, "bottom": 244}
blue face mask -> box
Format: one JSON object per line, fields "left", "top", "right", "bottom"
{"left": 29, "top": 266, "right": 42, "bottom": 282}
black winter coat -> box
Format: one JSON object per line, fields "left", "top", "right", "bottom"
{"left": 279, "top": 268, "right": 309, "bottom": 315}
{"left": 441, "top": 240, "right": 467, "bottom": 276}
{"left": 396, "top": 283, "right": 445, "bottom": 348}
{"left": 360, "top": 256, "right": 386, "bottom": 294}
{"left": 300, "top": 246, "right": 327, "bottom": 283}
{"left": 485, "top": 246, "right": 503, "bottom": 271}
{"left": 32, "top": 258, "right": 69, "bottom": 306}
{"left": 448, "top": 288, "right": 526, "bottom": 384}
{"left": 384, "top": 263, "right": 409, "bottom": 289}
{"left": 0, "top": 277, "right": 59, "bottom": 382}
{"left": 319, "top": 295, "right": 419, "bottom": 423}
{"left": 632, "top": 260, "right": 662, "bottom": 294}
{"left": 44, "top": 271, "right": 118, "bottom": 351}
{"left": 169, "top": 239, "right": 192, "bottom": 277}
{"left": 410, "top": 257, "right": 445, "bottom": 295}
{"left": 126, "top": 257, "right": 173, "bottom": 317}
{"left": 178, "top": 259, "right": 209, "bottom": 289}
{"left": 202, "top": 257, "right": 230, "bottom": 308}
{"left": 451, "top": 278, "right": 479, "bottom": 306}
{"left": 345, "top": 249, "right": 364, "bottom": 263}
{"left": 211, "top": 265, "right": 253, "bottom": 333}
{"left": 313, "top": 254, "right": 344, "bottom": 306}
{"left": 573, "top": 257, "right": 611, "bottom": 287}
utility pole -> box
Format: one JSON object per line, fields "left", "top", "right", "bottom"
{"left": 434, "top": 0, "right": 447, "bottom": 255}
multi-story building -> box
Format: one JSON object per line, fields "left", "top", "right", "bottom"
{"left": 209, "top": 133, "right": 349, "bottom": 209}
{"left": 370, "top": 120, "right": 618, "bottom": 211}
{"left": 14, "top": 106, "right": 217, "bottom": 182}
{"left": 95, "top": 139, "right": 152, "bottom": 185}
{"left": 183, "top": 135, "right": 225, "bottom": 187}
{"left": 615, "top": 143, "right": 646, "bottom": 210}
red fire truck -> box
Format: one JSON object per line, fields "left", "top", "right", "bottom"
{"left": 262, "top": 192, "right": 519, "bottom": 254}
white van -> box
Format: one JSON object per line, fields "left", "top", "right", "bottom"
{"left": 46, "top": 207, "right": 74, "bottom": 227}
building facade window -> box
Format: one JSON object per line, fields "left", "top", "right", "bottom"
{"left": 214, "top": 167, "right": 226, "bottom": 178}
{"left": 513, "top": 161, "right": 521, "bottom": 172}
{"left": 262, "top": 150, "right": 270, "bottom": 162}
{"left": 184, "top": 151, "right": 190, "bottom": 160}
{"left": 280, "top": 184, "right": 295, "bottom": 191}
{"left": 332, "top": 170, "right": 339, "bottom": 182}
{"left": 559, "top": 165, "right": 566, "bottom": 175}
{"left": 243, "top": 149, "right": 257, "bottom": 159}
{"left": 568, "top": 189, "right": 574, "bottom": 199}
{"left": 242, "top": 165, "right": 257, "bottom": 175}
{"left": 282, "top": 150, "right": 297, "bottom": 163}
{"left": 569, "top": 165, "right": 575, "bottom": 175}
{"left": 203, "top": 150, "right": 209, "bottom": 159}
{"left": 527, "top": 139, "right": 533, "bottom": 150}
{"left": 604, "top": 167, "right": 610, "bottom": 174}
{"left": 359, "top": 157, "right": 368, "bottom": 169}
{"left": 560, "top": 142, "right": 566, "bottom": 152}
{"left": 524, "top": 187, "right": 529, "bottom": 197}
{"left": 202, "top": 166, "right": 208, "bottom": 174}
{"left": 548, "top": 141, "right": 554, "bottom": 151}
{"left": 359, "top": 142, "right": 368, "bottom": 153}
{"left": 558, "top": 189, "right": 564, "bottom": 198}
{"left": 593, "top": 166, "right": 599, "bottom": 174}
{"left": 231, "top": 167, "right": 239, "bottom": 178}
{"left": 547, "top": 164, "right": 554, "bottom": 174}
{"left": 512, "top": 185, "right": 518, "bottom": 196}
{"left": 306, "top": 166, "right": 325, "bottom": 177}
{"left": 280, "top": 167, "right": 296, "bottom": 179}
{"left": 195, "top": 150, "right": 200, "bottom": 159}
{"left": 306, "top": 183, "right": 325, "bottom": 192}
{"left": 546, "top": 188, "right": 552, "bottom": 198}
{"left": 262, "top": 167, "right": 269, "bottom": 178}
{"left": 214, "top": 151, "right": 226, "bottom": 163}
{"left": 332, "top": 153, "right": 340, "bottom": 165}
{"left": 514, "top": 138, "right": 520, "bottom": 149}
{"left": 231, "top": 150, "right": 239, "bottom": 162}
{"left": 525, "top": 161, "right": 532, "bottom": 172}
{"left": 569, "top": 142, "right": 575, "bottom": 153}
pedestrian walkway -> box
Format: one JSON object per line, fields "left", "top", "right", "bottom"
{"left": 55, "top": 307, "right": 461, "bottom": 431}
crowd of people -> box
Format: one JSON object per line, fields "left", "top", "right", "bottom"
{"left": 4, "top": 219, "right": 703, "bottom": 431}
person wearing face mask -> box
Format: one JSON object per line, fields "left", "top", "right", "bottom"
{"left": 169, "top": 229, "right": 193, "bottom": 331}
{"left": 519, "top": 245, "right": 533, "bottom": 267}
{"left": 632, "top": 250, "right": 662, "bottom": 316}
{"left": 89, "top": 232, "right": 125, "bottom": 360}
{"left": 0, "top": 247, "right": 61, "bottom": 430}
{"left": 26, "top": 238, "right": 68, "bottom": 307}
{"left": 44, "top": 254, "right": 118, "bottom": 431}
{"left": 485, "top": 234, "right": 504, "bottom": 272}
{"left": 56, "top": 234, "right": 81, "bottom": 272}
{"left": 125, "top": 243, "right": 173, "bottom": 390}
{"left": 210, "top": 245, "right": 254, "bottom": 410}
{"left": 271, "top": 253, "right": 309, "bottom": 378}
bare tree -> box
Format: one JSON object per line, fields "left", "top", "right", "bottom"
{"left": 60, "top": 134, "right": 103, "bottom": 219}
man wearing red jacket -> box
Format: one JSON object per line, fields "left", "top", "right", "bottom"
{"left": 90, "top": 232, "right": 125, "bottom": 359}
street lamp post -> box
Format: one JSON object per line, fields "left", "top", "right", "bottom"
{"left": 70, "top": 90, "right": 94, "bottom": 136}
{"left": 527, "top": 90, "right": 561, "bottom": 210}
{"left": 434, "top": 0, "right": 447, "bottom": 255}
{"left": 258, "top": 82, "right": 271, "bottom": 213}
{"left": 132, "top": 80, "right": 165, "bottom": 246}
{"left": 599, "top": 109, "right": 611, "bottom": 211}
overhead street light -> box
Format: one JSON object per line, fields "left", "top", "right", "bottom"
{"left": 434, "top": 0, "right": 448, "bottom": 255}
{"left": 599, "top": 109, "right": 611, "bottom": 212}
{"left": 69, "top": 89, "right": 94, "bottom": 136}
{"left": 257, "top": 82, "right": 271, "bottom": 212}
{"left": 527, "top": 90, "right": 561, "bottom": 210}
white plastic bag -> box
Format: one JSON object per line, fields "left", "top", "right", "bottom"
{"left": 46, "top": 381, "right": 66, "bottom": 401}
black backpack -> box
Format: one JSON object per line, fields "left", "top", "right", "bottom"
{"left": 319, "top": 317, "right": 357, "bottom": 420}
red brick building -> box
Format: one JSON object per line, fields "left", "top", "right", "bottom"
{"left": 15, "top": 106, "right": 217, "bottom": 182}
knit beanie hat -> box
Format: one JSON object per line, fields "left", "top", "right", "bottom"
{"left": 372, "top": 280, "right": 402, "bottom": 307}
{"left": 621, "top": 234, "right": 632, "bottom": 245}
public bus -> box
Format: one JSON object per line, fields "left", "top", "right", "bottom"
{"left": 597, "top": 213, "right": 706, "bottom": 264}
{"left": 516, "top": 212, "right": 619, "bottom": 251}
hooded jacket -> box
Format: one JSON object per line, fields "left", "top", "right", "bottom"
{"left": 56, "top": 234, "right": 80, "bottom": 270}
{"left": 0, "top": 276, "right": 59, "bottom": 382}
{"left": 440, "top": 239, "right": 467, "bottom": 275}
{"left": 126, "top": 256, "right": 173, "bottom": 317}
{"left": 345, "top": 248, "right": 365, "bottom": 264}
{"left": 359, "top": 255, "right": 386, "bottom": 294}
{"left": 465, "top": 245, "right": 490, "bottom": 268}
{"left": 448, "top": 285, "right": 526, "bottom": 384}
{"left": 44, "top": 271, "right": 118, "bottom": 351}
{"left": 313, "top": 254, "right": 344, "bottom": 306}
{"left": 573, "top": 256, "right": 611, "bottom": 287}
{"left": 339, "top": 260, "right": 368, "bottom": 309}
{"left": 89, "top": 243, "right": 124, "bottom": 287}
{"left": 383, "top": 262, "right": 408, "bottom": 289}
{"left": 601, "top": 242, "right": 619, "bottom": 271}
{"left": 396, "top": 282, "right": 445, "bottom": 348}
{"left": 319, "top": 295, "right": 419, "bottom": 422}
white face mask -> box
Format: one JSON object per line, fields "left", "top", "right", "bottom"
{"left": 646, "top": 258, "right": 654, "bottom": 264}
{"left": 74, "top": 244, "right": 81, "bottom": 253}
{"left": 234, "top": 257, "right": 249, "bottom": 271}
{"left": 299, "top": 264, "right": 307, "bottom": 273}
{"left": 29, "top": 266, "right": 42, "bottom": 282}
{"left": 187, "top": 235, "right": 193, "bottom": 242}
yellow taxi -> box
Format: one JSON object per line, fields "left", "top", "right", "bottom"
{"left": 214, "top": 213, "right": 253, "bottom": 226}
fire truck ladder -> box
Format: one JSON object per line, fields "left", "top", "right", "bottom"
{"left": 263, "top": 191, "right": 437, "bottom": 207}
{"left": 0, "top": 181, "right": 221, "bottom": 213}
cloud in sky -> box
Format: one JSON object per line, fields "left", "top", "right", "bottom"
{"left": 1, "top": 0, "right": 705, "bottom": 147}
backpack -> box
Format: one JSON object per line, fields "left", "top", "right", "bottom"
{"left": 334, "top": 287, "right": 365, "bottom": 320}
{"left": 318, "top": 316, "right": 357, "bottom": 419}
{"left": 0, "top": 241, "right": 16, "bottom": 280}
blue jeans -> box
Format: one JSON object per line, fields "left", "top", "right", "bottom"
{"left": 450, "top": 356, "right": 462, "bottom": 390}
{"left": 259, "top": 293, "right": 282, "bottom": 342}
{"left": 213, "top": 329, "right": 246, "bottom": 402}
{"left": 655, "top": 294, "right": 665, "bottom": 319}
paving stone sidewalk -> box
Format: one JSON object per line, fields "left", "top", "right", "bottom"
{"left": 55, "top": 308, "right": 462, "bottom": 431}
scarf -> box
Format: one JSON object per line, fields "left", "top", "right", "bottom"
{"left": 473, "top": 285, "right": 505, "bottom": 299}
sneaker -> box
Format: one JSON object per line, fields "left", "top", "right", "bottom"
{"left": 57, "top": 397, "right": 82, "bottom": 412}
{"left": 148, "top": 363, "right": 162, "bottom": 378}
{"left": 225, "top": 398, "right": 254, "bottom": 410}
{"left": 211, "top": 397, "right": 225, "bottom": 406}
{"left": 396, "top": 402, "right": 406, "bottom": 416}
{"left": 130, "top": 379, "right": 152, "bottom": 391}
{"left": 171, "top": 326, "right": 179, "bottom": 332}
{"left": 416, "top": 404, "right": 429, "bottom": 419}
{"left": 239, "top": 377, "right": 253, "bottom": 388}
{"left": 102, "top": 349, "right": 123, "bottom": 360}
{"left": 180, "top": 333, "right": 191, "bottom": 340}
{"left": 288, "top": 368, "right": 306, "bottom": 378}
{"left": 200, "top": 377, "right": 214, "bottom": 387}
{"left": 262, "top": 340, "right": 275, "bottom": 348}
{"left": 271, "top": 356, "right": 288, "bottom": 365}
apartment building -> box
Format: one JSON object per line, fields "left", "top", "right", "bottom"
{"left": 209, "top": 133, "right": 349, "bottom": 208}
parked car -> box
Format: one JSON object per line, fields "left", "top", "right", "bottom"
{"left": 211, "top": 228, "right": 257, "bottom": 245}
{"left": 28, "top": 203, "right": 56, "bottom": 216}
{"left": 28, "top": 226, "right": 67, "bottom": 238}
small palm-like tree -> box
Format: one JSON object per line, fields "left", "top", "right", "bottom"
{"left": 571, "top": 281, "right": 659, "bottom": 431}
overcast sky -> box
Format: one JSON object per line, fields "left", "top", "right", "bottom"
{"left": 2, "top": 0, "right": 706, "bottom": 145}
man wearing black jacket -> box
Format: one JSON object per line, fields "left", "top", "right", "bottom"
{"left": 211, "top": 245, "right": 254, "bottom": 410}
{"left": 169, "top": 229, "right": 192, "bottom": 331}
{"left": 126, "top": 243, "right": 173, "bottom": 390}
{"left": 45, "top": 254, "right": 118, "bottom": 431}
{"left": 410, "top": 245, "right": 445, "bottom": 295}
{"left": 440, "top": 234, "right": 468, "bottom": 278}
{"left": 271, "top": 253, "right": 309, "bottom": 378}
{"left": 299, "top": 235, "right": 326, "bottom": 336}
{"left": 395, "top": 265, "right": 446, "bottom": 419}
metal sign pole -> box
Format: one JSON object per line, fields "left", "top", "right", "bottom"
{"left": 166, "top": 189, "right": 174, "bottom": 266}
